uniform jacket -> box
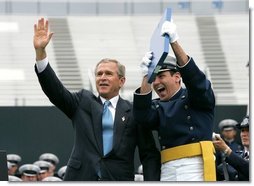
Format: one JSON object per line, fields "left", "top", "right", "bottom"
{"left": 35, "top": 64, "right": 161, "bottom": 181}
{"left": 216, "top": 140, "right": 243, "bottom": 165}
{"left": 215, "top": 139, "right": 244, "bottom": 181}
{"left": 133, "top": 57, "right": 215, "bottom": 150}
{"left": 226, "top": 151, "right": 249, "bottom": 181}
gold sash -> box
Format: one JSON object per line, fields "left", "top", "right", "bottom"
{"left": 161, "top": 141, "right": 216, "bottom": 181}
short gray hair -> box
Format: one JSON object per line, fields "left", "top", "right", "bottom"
{"left": 95, "top": 58, "right": 125, "bottom": 77}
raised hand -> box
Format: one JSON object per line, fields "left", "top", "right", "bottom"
{"left": 34, "top": 18, "right": 53, "bottom": 50}
{"left": 161, "top": 20, "right": 179, "bottom": 43}
{"left": 140, "top": 51, "right": 153, "bottom": 77}
{"left": 34, "top": 18, "right": 53, "bottom": 60}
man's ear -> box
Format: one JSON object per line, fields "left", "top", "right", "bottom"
{"left": 119, "top": 77, "right": 126, "bottom": 88}
{"left": 174, "top": 72, "right": 181, "bottom": 83}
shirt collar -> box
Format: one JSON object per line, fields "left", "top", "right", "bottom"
{"left": 100, "top": 95, "right": 119, "bottom": 109}
{"left": 244, "top": 147, "right": 249, "bottom": 154}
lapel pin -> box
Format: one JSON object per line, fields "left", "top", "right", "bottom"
{"left": 122, "top": 116, "right": 125, "bottom": 122}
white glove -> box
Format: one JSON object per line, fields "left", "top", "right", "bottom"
{"left": 212, "top": 132, "right": 221, "bottom": 141}
{"left": 161, "top": 20, "right": 179, "bottom": 43}
{"left": 140, "top": 51, "right": 153, "bottom": 77}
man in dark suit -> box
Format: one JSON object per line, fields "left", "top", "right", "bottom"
{"left": 33, "top": 17, "right": 160, "bottom": 181}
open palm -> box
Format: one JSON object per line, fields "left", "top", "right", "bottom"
{"left": 33, "top": 18, "right": 53, "bottom": 50}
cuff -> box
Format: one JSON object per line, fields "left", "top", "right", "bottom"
{"left": 36, "top": 57, "right": 49, "bottom": 73}
{"left": 133, "top": 88, "right": 152, "bottom": 109}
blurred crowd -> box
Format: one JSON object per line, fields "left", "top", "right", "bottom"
{"left": 7, "top": 152, "right": 66, "bottom": 182}
{"left": 6, "top": 114, "right": 249, "bottom": 182}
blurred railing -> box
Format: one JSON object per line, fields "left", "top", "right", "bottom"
{"left": 0, "top": 0, "right": 248, "bottom": 16}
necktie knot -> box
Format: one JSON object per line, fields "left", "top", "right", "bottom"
{"left": 104, "top": 100, "right": 111, "bottom": 107}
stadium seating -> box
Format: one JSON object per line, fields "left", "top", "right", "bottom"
{"left": 0, "top": 13, "right": 249, "bottom": 106}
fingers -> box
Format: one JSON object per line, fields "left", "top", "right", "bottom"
{"left": 34, "top": 18, "right": 53, "bottom": 39}
{"left": 35, "top": 17, "right": 48, "bottom": 31}
{"left": 141, "top": 51, "right": 153, "bottom": 66}
{"left": 161, "top": 21, "right": 176, "bottom": 36}
{"left": 142, "top": 57, "right": 151, "bottom": 66}
{"left": 34, "top": 24, "right": 37, "bottom": 34}
{"left": 145, "top": 51, "right": 153, "bottom": 59}
{"left": 45, "top": 19, "right": 49, "bottom": 33}
{"left": 38, "top": 17, "right": 44, "bottom": 30}
{"left": 47, "top": 32, "right": 54, "bottom": 42}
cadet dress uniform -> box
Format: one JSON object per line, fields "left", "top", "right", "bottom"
{"left": 133, "top": 57, "right": 216, "bottom": 181}
{"left": 216, "top": 119, "right": 243, "bottom": 181}
{"left": 225, "top": 116, "right": 250, "bottom": 181}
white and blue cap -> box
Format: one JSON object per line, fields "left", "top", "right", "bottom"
{"left": 218, "top": 119, "right": 238, "bottom": 131}
{"left": 236, "top": 115, "right": 249, "bottom": 129}
{"left": 7, "top": 154, "right": 22, "bottom": 166}
{"left": 158, "top": 53, "right": 178, "bottom": 73}
{"left": 8, "top": 175, "right": 22, "bottom": 181}
{"left": 33, "top": 160, "right": 53, "bottom": 173}
{"left": 137, "top": 165, "right": 143, "bottom": 174}
{"left": 19, "top": 164, "right": 41, "bottom": 176}
{"left": 57, "top": 165, "right": 67, "bottom": 179}
{"left": 42, "top": 176, "right": 62, "bottom": 181}
{"left": 39, "top": 153, "right": 59, "bottom": 166}
{"left": 7, "top": 162, "right": 13, "bottom": 170}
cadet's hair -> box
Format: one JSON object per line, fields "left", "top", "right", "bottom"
{"left": 95, "top": 58, "right": 125, "bottom": 78}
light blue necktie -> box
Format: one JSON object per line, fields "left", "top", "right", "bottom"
{"left": 102, "top": 100, "right": 113, "bottom": 155}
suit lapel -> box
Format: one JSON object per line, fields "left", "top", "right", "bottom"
{"left": 113, "top": 98, "right": 131, "bottom": 150}
{"left": 91, "top": 97, "right": 131, "bottom": 155}
{"left": 91, "top": 98, "right": 104, "bottom": 155}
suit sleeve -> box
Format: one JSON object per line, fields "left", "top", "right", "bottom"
{"left": 136, "top": 123, "right": 161, "bottom": 181}
{"left": 35, "top": 63, "right": 81, "bottom": 118}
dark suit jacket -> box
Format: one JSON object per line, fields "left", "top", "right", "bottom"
{"left": 35, "top": 64, "right": 160, "bottom": 181}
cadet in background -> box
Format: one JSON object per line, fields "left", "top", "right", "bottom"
{"left": 218, "top": 119, "right": 243, "bottom": 152}
{"left": 213, "top": 115, "right": 249, "bottom": 181}
{"left": 7, "top": 153, "right": 22, "bottom": 176}
{"left": 215, "top": 119, "right": 243, "bottom": 180}
{"left": 19, "top": 164, "right": 41, "bottom": 181}
{"left": 39, "top": 153, "right": 59, "bottom": 177}
{"left": 57, "top": 165, "right": 67, "bottom": 180}
{"left": 33, "top": 160, "right": 53, "bottom": 181}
